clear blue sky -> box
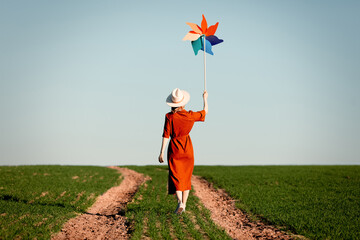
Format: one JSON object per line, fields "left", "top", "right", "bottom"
{"left": 1, "top": 1, "right": 359, "bottom": 166}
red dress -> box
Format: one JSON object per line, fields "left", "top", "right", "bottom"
{"left": 162, "top": 109, "right": 206, "bottom": 194}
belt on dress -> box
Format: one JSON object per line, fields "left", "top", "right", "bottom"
{"left": 171, "top": 135, "right": 189, "bottom": 139}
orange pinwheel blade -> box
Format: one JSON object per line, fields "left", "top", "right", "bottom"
{"left": 201, "top": 14, "right": 207, "bottom": 33}
{"left": 206, "top": 22, "right": 219, "bottom": 36}
{"left": 186, "top": 22, "right": 202, "bottom": 34}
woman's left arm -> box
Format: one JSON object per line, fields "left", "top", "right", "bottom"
{"left": 203, "top": 90, "right": 208, "bottom": 114}
{"left": 158, "top": 137, "right": 169, "bottom": 163}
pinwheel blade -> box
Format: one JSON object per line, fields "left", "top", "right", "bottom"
{"left": 201, "top": 38, "right": 214, "bottom": 55}
{"left": 191, "top": 37, "right": 203, "bottom": 55}
{"left": 186, "top": 22, "right": 203, "bottom": 34}
{"left": 205, "top": 35, "right": 223, "bottom": 46}
{"left": 201, "top": 15, "right": 208, "bottom": 33}
{"left": 183, "top": 32, "right": 201, "bottom": 41}
{"left": 206, "top": 22, "right": 219, "bottom": 36}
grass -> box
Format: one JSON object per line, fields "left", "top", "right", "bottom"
{"left": 193, "top": 165, "right": 360, "bottom": 240}
{"left": 0, "top": 165, "right": 121, "bottom": 240}
{"left": 1, "top": 165, "right": 358, "bottom": 239}
{"left": 124, "top": 165, "right": 231, "bottom": 240}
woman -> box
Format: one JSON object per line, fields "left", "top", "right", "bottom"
{"left": 158, "top": 88, "right": 208, "bottom": 215}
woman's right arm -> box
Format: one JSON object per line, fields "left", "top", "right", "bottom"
{"left": 203, "top": 90, "right": 208, "bottom": 114}
{"left": 158, "top": 137, "right": 169, "bottom": 163}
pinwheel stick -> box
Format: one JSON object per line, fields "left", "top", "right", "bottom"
{"left": 203, "top": 35, "right": 207, "bottom": 91}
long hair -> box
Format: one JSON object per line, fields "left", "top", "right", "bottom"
{"left": 171, "top": 106, "right": 184, "bottom": 113}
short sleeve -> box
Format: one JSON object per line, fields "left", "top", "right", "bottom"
{"left": 189, "top": 110, "right": 206, "bottom": 122}
{"left": 162, "top": 114, "right": 171, "bottom": 138}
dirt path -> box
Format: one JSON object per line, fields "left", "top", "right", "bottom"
{"left": 192, "top": 175, "right": 301, "bottom": 240}
{"left": 52, "top": 166, "right": 149, "bottom": 240}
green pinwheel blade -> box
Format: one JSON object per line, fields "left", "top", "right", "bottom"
{"left": 191, "top": 37, "right": 203, "bottom": 55}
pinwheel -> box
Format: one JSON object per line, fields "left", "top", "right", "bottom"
{"left": 183, "top": 14, "right": 223, "bottom": 90}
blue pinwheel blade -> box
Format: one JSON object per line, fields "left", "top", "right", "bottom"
{"left": 206, "top": 35, "right": 223, "bottom": 46}
{"left": 201, "top": 38, "right": 214, "bottom": 55}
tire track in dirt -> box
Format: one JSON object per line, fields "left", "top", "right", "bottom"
{"left": 52, "top": 166, "right": 149, "bottom": 240}
{"left": 192, "top": 175, "right": 305, "bottom": 240}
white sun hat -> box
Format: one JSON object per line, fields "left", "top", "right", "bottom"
{"left": 166, "top": 88, "right": 190, "bottom": 107}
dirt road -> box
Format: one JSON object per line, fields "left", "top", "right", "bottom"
{"left": 52, "top": 167, "right": 148, "bottom": 240}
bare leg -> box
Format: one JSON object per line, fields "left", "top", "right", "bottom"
{"left": 175, "top": 191, "right": 183, "bottom": 204}
{"left": 174, "top": 191, "right": 183, "bottom": 214}
{"left": 182, "top": 190, "right": 190, "bottom": 208}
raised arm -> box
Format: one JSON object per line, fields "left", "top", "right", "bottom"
{"left": 203, "top": 90, "right": 208, "bottom": 114}
{"left": 158, "top": 137, "right": 169, "bottom": 163}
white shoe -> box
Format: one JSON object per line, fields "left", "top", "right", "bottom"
{"left": 176, "top": 203, "right": 185, "bottom": 215}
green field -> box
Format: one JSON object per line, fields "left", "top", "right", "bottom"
{"left": 0, "top": 165, "right": 121, "bottom": 239}
{"left": 194, "top": 165, "right": 360, "bottom": 240}
{"left": 1, "top": 165, "right": 359, "bottom": 240}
